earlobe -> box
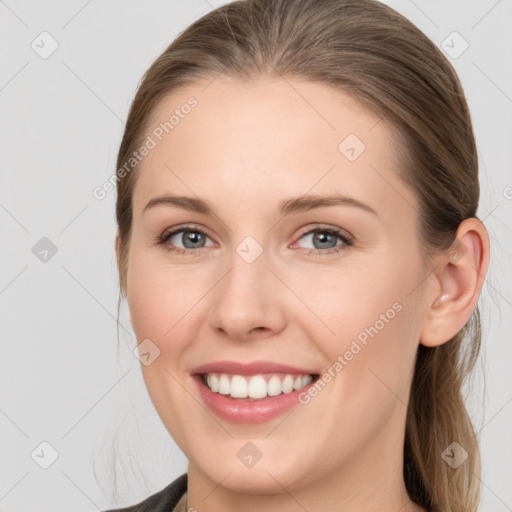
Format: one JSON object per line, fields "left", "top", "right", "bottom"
{"left": 420, "top": 218, "right": 490, "bottom": 348}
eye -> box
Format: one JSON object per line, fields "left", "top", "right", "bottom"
{"left": 154, "top": 223, "right": 354, "bottom": 257}
{"left": 154, "top": 224, "right": 215, "bottom": 255}
{"left": 292, "top": 225, "right": 354, "bottom": 255}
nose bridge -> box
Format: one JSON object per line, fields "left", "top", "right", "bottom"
{"left": 208, "top": 236, "right": 283, "bottom": 339}
{"left": 221, "top": 239, "right": 269, "bottom": 314}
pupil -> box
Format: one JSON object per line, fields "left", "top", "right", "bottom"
{"left": 184, "top": 231, "right": 204, "bottom": 248}
{"left": 314, "top": 232, "right": 335, "bottom": 249}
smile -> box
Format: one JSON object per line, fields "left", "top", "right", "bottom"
{"left": 201, "top": 372, "right": 315, "bottom": 400}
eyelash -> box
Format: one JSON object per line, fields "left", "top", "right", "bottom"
{"left": 154, "top": 223, "right": 354, "bottom": 257}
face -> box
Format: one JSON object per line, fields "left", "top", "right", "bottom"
{"left": 124, "top": 77, "right": 430, "bottom": 494}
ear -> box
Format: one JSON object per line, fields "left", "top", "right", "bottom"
{"left": 420, "top": 218, "right": 490, "bottom": 347}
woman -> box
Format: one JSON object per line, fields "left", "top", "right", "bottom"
{"left": 106, "top": 0, "right": 490, "bottom": 510}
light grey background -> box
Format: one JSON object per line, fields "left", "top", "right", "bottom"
{"left": 1, "top": 0, "right": 511, "bottom": 510}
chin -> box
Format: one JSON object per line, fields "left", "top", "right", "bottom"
{"left": 196, "top": 454, "right": 311, "bottom": 495}
{"left": 215, "top": 468, "right": 297, "bottom": 494}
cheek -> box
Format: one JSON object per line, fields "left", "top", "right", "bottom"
{"left": 125, "top": 250, "right": 202, "bottom": 446}
{"left": 289, "top": 256, "right": 416, "bottom": 347}
{"left": 126, "top": 247, "right": 209, "bottom": 339}
{"left": 297, "top": 256, "right": 422, "bottom": 402}
{"left": 127, "top": 275, "right": 168, "bottom": 341}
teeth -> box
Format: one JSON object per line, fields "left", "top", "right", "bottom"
{"left": 203, "top": 373, "right": 314, "bottom": 399}
{"left": 282, "top": 375, "right": 294, "bottom": 393}
{"left": 267, "top": 375, "right": 282, "bottom": 396}
{"left": 230, "top": 375, "right": 247, "bottom": 398}
{"left": 248, "top": 375, "right": 267, "bottom": 399}
{"left": 218, "top": 374, "right": 230, "bottom": 395}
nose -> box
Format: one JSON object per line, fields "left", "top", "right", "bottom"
{"left": 208, "top": 244, "right": 286, "bottom": 342}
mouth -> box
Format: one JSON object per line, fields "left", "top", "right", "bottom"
{"left": 198, "top": 372, "right": 320, "bottom": 401}
{"left": 190, "top": 360, "right": 321, "bottom": 423}
{"left": 192, "top": 371, "right": 320, "bottom": 423}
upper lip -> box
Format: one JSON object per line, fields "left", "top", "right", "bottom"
{"left": 191, "top": 360, "right": 318, "bottom": 376}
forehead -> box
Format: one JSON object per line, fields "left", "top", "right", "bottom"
{"left": 132, "top": 76, "right": 415, "bottom": 221}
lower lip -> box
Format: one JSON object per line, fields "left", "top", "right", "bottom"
{"left": 192, "top": 374, "right": 317, "bottom": 424}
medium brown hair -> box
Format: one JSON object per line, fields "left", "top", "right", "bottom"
{"left": 115, "top": 1, "right": 483, "bottom": 510}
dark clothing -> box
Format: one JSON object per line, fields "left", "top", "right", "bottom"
{"left": 103, "top": 473, "right": 188, "bottom": 512}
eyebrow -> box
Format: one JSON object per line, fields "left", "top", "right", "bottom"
{"left": 143, "top": 194, "right": 378, "bottom": 217}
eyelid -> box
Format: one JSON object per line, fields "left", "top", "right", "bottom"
{"left": 162, "top": 222, "right": 211, "bottom": 236}
{"left": 292, "top": 223, "right": 354, "bottom": 245}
